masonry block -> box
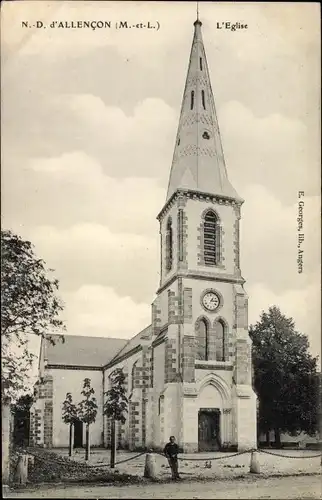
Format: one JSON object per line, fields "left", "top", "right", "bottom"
{"left": 181, "top": 336, "right": 195, "bottom": 382}
{"left": 183, "top": 288, "right": 193, "bottom": 323}
{"left": 235, "top": 339, "right": 252, "bottom": 385}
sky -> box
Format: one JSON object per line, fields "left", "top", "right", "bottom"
{"left": 1, "top": 1, "right": 321, "bottom": 364}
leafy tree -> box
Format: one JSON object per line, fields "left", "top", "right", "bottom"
{"left": 103, "top": 368, "right": 128, "bottom": 468}
{"left": 78, "top": 379, "right": 98, "bottom": 461}
{"left": 1, "top": 230, "right": 65, "bottom": 401}
{"left": 250, "top": 306, "right": 319, "bottom": 447}
{"left": 1, "top": 230, "right": 65, "bottom": 484}
{"left": 11, "top": 394, "right": 34, "bottom": 414}
{"left": 11, "top": 394, "right": 34, "bottom": 447}
{"left": 62, "top": 393, "right": 79, "bottom": 457}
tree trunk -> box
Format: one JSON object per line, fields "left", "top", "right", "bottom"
{"left": 68, "top": 423, "right": 74, "bottom": 457}
{"left": 2, "top": 400, "right": 11, "bottom": 486}
{"left": 85, "top": 424, "right": 90, "bottom": 461}
{"left": 110, "top": 419, "right": 116, "bottom": 468}
{"left": 274, "top": 428, "right": 281, "bottom": 448}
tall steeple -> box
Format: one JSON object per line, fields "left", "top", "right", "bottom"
{"left": 166, "top": 19, "right": 241, "bottom": 202}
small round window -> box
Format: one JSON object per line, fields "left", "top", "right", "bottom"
{"left": 202, "top": 131, "right": 210, "bottom": 140}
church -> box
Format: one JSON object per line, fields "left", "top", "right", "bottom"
{"left": 30, "top": 18, "right": 257, "bottom": 453}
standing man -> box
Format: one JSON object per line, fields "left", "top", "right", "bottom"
{"left": 163, "top": 435, "right": 180, "bottom": 480}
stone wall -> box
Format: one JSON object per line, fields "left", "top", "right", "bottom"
{"left": 43, "top": 368, "right": 104, "bottom": 448}
{"left": 29, "top": 407, "right": 43, "bottom": 447}
{"left": 177, "top": 196, "right": 188, "bottom": 270}
{"left": 181, "top": 335, "right": 195, "bottom": 383}
{"left": 44, "top": 401, "right": 53, "bottom": 447}
{"left": 164, "top": 338, "right": 178, "bottom": 383}
{"left": 29, "top": 375, "right": 54, "bottom": 448}
{"left": 103, "top": 343, "right": 154, "bottom": 451}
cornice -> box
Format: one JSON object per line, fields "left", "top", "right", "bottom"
{"left": 157, "top": 270, "right": 245, "bottom": 294}
{"left": 195, "top": 363, "right": 233, "bottom": 371}
{"left": 157, "top": 188, "right": 244, "bottom": 221}
{"left": 152, "top": 334, "right": 167, "bottom": 348}
{"left": 103, "top": 344, "right": 142, "bottom": 370}
{"left": 46, "top": 364, "right": 102, "bottom": 371}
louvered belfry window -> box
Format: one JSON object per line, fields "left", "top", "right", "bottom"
{"left": 178, "top": 209, "right": 184, "bottom": 262}
{"left": 166, "top": 217, "right": 173, "bottom": 271}
{"left": 204, "top": 210, "right": 221, "bottom": 265}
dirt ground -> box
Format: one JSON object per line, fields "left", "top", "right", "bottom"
{"left": 5, "top": 475, "right": 321, "bottom": 499}
{"left": 53, "top": 448, "right": 321, "bottom": 479}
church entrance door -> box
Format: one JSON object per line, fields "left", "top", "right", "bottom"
{"left": 74, "top": 420, "right": 83, "bottom": 448}
{"left": 198, "top": 408, "right": 221, "bottom": 451}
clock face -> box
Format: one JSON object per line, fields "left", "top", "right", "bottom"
{"left": 202, "top": 292, "right": 220, "bottom": 311}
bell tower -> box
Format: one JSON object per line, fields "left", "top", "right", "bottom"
{"left": 151, "top": 19, "right": 257, "bottom": 453}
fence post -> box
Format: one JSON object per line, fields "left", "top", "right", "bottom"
{"left": 249, "top": 450, "right": 260, "bottom": 474}
{"left": 15, "top": 454, "right": 28, "bottom": 485}
{"left": 144, "top": 453, "right": 157, "bottom": 479}
{"left": 2, "top": 399, "right": 11, "bottom": 487}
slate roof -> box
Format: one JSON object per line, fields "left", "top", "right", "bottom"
{"left": 46, "top": 334, "right": 127, "bottom": 368}
{"left": 45, "top": 326, "right": 152, "bottom": 369}
{"left": 106, "top": 325, "right": 152, "bottom": 366}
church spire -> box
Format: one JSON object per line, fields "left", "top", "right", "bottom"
{"left": 166, "top": 19, "right": 241, "bottom": 202}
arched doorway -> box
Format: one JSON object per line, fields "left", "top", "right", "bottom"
{"left": 198, "top": 408, "right": 221, "bottom": 451}
{"left": 197, "top": 374, "right": 231, "bottom": 451}
{"left": 74, "top": 420, "right": 83, "bottom": 448}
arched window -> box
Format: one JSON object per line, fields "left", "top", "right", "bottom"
{"left": 131, "top": 362, "right": 138, "bottom": 390}
{"left": 203, "top": 210, "right": 221, "bottom": 265}
{"left": 215, "top": 320, "right": 226, "bottom": 361}
{"left": 200, "top": 57, "right": 203, "bottom": 71}
{"left": 166, "top": 217, "right": 173, "bottom": 271}
{"left": 190, "top": 91, "right": 195, "bottom": 110}
{"left": 201, "top": 90, "right": 206, "bottom": 109}
{"left": 196, "top": 319, "right": 208, "bottom": 361}
{"left": 158, "top": 395, "right": 164, "bottom": 415}
{"left": 177, "top": 209, "right": 184, "bottom": 262}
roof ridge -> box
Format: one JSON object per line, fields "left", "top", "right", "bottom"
{"left": 48, "top": 333, "right": 126, "bottom": 341}
{"left": 106, "top": 324, "right": 152, "bottom": 365}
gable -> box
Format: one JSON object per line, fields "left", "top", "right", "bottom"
{"left": 104, "top": 325, "right": 152, "bottom": 367}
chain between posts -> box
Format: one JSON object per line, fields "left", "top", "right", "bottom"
{"left": 19, "top": 447, "right": 322, "bottom": 470}
{"left": 258, "top": 449, "right": 322, "bottom": 460}
{"left": 154, "top": 449, "right": 253, "bottom": 461}
{"left": 114, "top": 451, "right": 147, "bottom": 466}
{"left": 19, "top": 448, "right": 147, "bottom": 468}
